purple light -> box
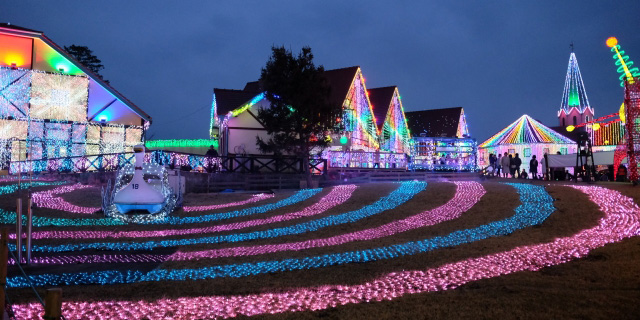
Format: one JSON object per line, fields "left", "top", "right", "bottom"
{"left": 11, "top": 185, "right": 639, "bottom": 319}
{"left": 168, "top": 181, "right": 483, "bottom": 261}
{"left": 31, "top": 184, "right": 100, "bottom": 214}
{"left": 23, "top": 185, "right": 355, "bottom": 241}
{"left": 182, "top": 193, "right": 274, "bottom": 212}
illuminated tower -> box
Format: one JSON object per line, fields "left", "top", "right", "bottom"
{"left": 558, "top": 52, "right": 594, "bottom": 128}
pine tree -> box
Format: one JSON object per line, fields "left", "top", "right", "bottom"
{"left": 64, "top": 45, "right": 106, "bottom": 81}
{"left": 257, "top": 46, "right": 341, "bottom": 186}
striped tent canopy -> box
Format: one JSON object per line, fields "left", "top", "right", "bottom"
{"left": 479, "top": 114, "right": 575, "bottom": 148}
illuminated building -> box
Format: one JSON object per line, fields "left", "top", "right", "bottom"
{"left": 557, "top": 52, "right": 594, "bottom": 128}
{"left": 0, "top": 23, "right": 151, "bottom": 171}
{"left": 405, "top": 107, "right": 477, "bottom": 171}
{"left": 212, "top": 67, "right": 411, "bottom": 159}
{"left": 368, "top": 86, "right": 411, "bottom": 154}
{"left": 478, "top": 115, "right": 576, "bottom": 171}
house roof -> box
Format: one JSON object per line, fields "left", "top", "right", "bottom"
{"left": 405, "top": 107, "right": 463, "bottom": 138}
{"left": 243, "top": 81, "right": 261, "bottom": 92}
{"left": 0, "top": 23, "right": 42, "bottom": 34}
{"left": 0, "top": 23, "right": 152, "bottom": 122}
{"left": 368, "top": 86, "right": 396, "bottom": 130}
{"left": 479, "top": 114, "right": 576, "bottom": 148}
{"left": 323, "top": 66, "right": 360, "bottom": 106}
{"left": 560, "top": 52, "right": 591, "bottom": 114}
{"left": 213, "top": 88, "right": 261, "bottom": 116}
{"left": 225, "top": 66, "right": 361, "bottom": 114}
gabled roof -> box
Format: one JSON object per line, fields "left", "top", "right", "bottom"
{"left": 213, "top": 88, "right": 261, "bottom": 116}
{"left": 367, "top": 86, "right": 396, "bottom": 130}
{"left": 560, "top": 52, "right": 591, "bottom": 114}
{"left": 479, "top": 114, "right": 575, "bottom": 148}
{"left": 323, "top": 66, "right": 359, "bottom": 106}
{"left": 243, "top": 81, "right": 261, "bottom": 92}
{"left": 405, "top": 107, "right": 464, "bottom": 138}
{"left": 0, "top": 23, "right": 41, "bottom": 34}
{"left": 225, "top": 66, "right": 360, "bottom": 112}
{"left": 0, "top": 23, "right": 152, "bottom": 122}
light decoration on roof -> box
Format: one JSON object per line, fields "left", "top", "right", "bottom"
{"left": 209, "top": 92, "right": 217, "bottom": 137}
{"left": 380, "top": 89, "right": 411, "bottom": 153}
{"left": 559, "top": 52, "right": 592, "bottom": 115}
{"left": 342, "top": 69, "right": 379, "bottom": 150}
{"left": 606, "top": 37, "right": 639, "bottom": 87}
{"left": 479, "top": 115, "right": 575, "bottom": 148}
{"left": 231, "top": 92, "right": 265, "bottom": 117}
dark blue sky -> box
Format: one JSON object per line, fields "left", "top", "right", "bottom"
{"left": 3, "top": 1, "right": 639, "bottom": 142}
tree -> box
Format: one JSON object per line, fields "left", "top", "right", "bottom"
{"left": 257, "top": 46, "right": 341, "bottom": 186}
{"left": 64, "top": 45, "right": 107, "bottom": 81}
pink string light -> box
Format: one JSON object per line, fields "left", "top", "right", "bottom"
{"left": 31, "top": 184, "right": 100, "bottom": 214}
{"left": 23, "top": 185, "right": 356, "bottom": 241}
{"left": 11, "top": 185, "right": 639, "bottom": 319}
{"left": 182, "top": 193, "right": 274, "bottom": 212}
{"left": 169, "top": 181, "right": 483, "bottom": 261}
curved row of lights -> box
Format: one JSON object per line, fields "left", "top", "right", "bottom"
{"left": 6, "top": 182, "right": 552, "bottom": 287}
{"left": 23, "top": 185, "right": 357, "bottom": 241}
{"left": 12, "top": 184, "right": 635, "bottom": 320}
{"left": 168, "top": 181, "right": 484, "bottom": 261}
{"left": 22, "top": 182, "right": 425, "bottom": 252}
{"left": 1, "top": 188, "right": 320, "bottom": 227}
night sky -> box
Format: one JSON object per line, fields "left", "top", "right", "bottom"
{"left": 2, "top": 1, "right": 639, "bottom": 142}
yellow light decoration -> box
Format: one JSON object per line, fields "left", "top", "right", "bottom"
{"left": 592, "top": 123, "right": 601, "bottom": 131}
{"left": 566, "top": 125, "right": 575, "bottom": 132}
{"left": 619, "top": 103, "right": 625, "bottom": 124}
{"left": 606, "top": 37, "right": 618, "bottom": 48}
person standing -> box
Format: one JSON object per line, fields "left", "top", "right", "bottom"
{"left": 514, "top": 153, "right": 522, "bottom": 178}
{"left": 496, "top": 153, "right": 502, "bottom": 176}
{"left": 501, "top": 152, "right": 510, "bottom": 178}
{"left": 530, "top": 155, "right": 539, "bottom": 180}
{"left": 488, "top": 153, "right": 496, "bottom": 175}
{"left": 540, "top": 154, "right": 547, "bottom": 180}
{"left": 508, "top": 154, "right": 515, "bottom": 178}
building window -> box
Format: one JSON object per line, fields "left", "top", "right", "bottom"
{"left": 561, "top": 148, "right": 567, "bottom": 155}
{"left": 508, "top": 148, "right": 515, "bottom": 155}
{"left": 524, "top": 148, "right": 531, "bottom": 157}
{"left": 585, "top": 116, "right": 589, "bottom": 122}
{"left": 573, "top": 116, "right": 577, "bottom": 125}
{"left": 562, "top": 118, "right": 565, "bottom": 126}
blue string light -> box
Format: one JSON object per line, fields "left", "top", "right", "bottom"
{"left": 0, "top": 181, "right": 66, "bottom": 196}
{"left": 6, "top": 183, "right": 554, "bottom": 288}
{"left": 22, "top": 182, "right": 425, "bottom": 252}
{"left": 0, "top": 188, "right": 320, "bottom": 227}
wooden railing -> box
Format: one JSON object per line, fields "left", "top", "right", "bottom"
{"left": 8, "top": 151, "right": 327, "bottom": 175}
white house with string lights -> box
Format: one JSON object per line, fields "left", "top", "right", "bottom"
{"left": 0, "top": 23, "right": 152, "bottom": 173}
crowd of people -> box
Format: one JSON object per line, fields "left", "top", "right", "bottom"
{"left": 486, "top": 152, "right": 543, "bottom": 179}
